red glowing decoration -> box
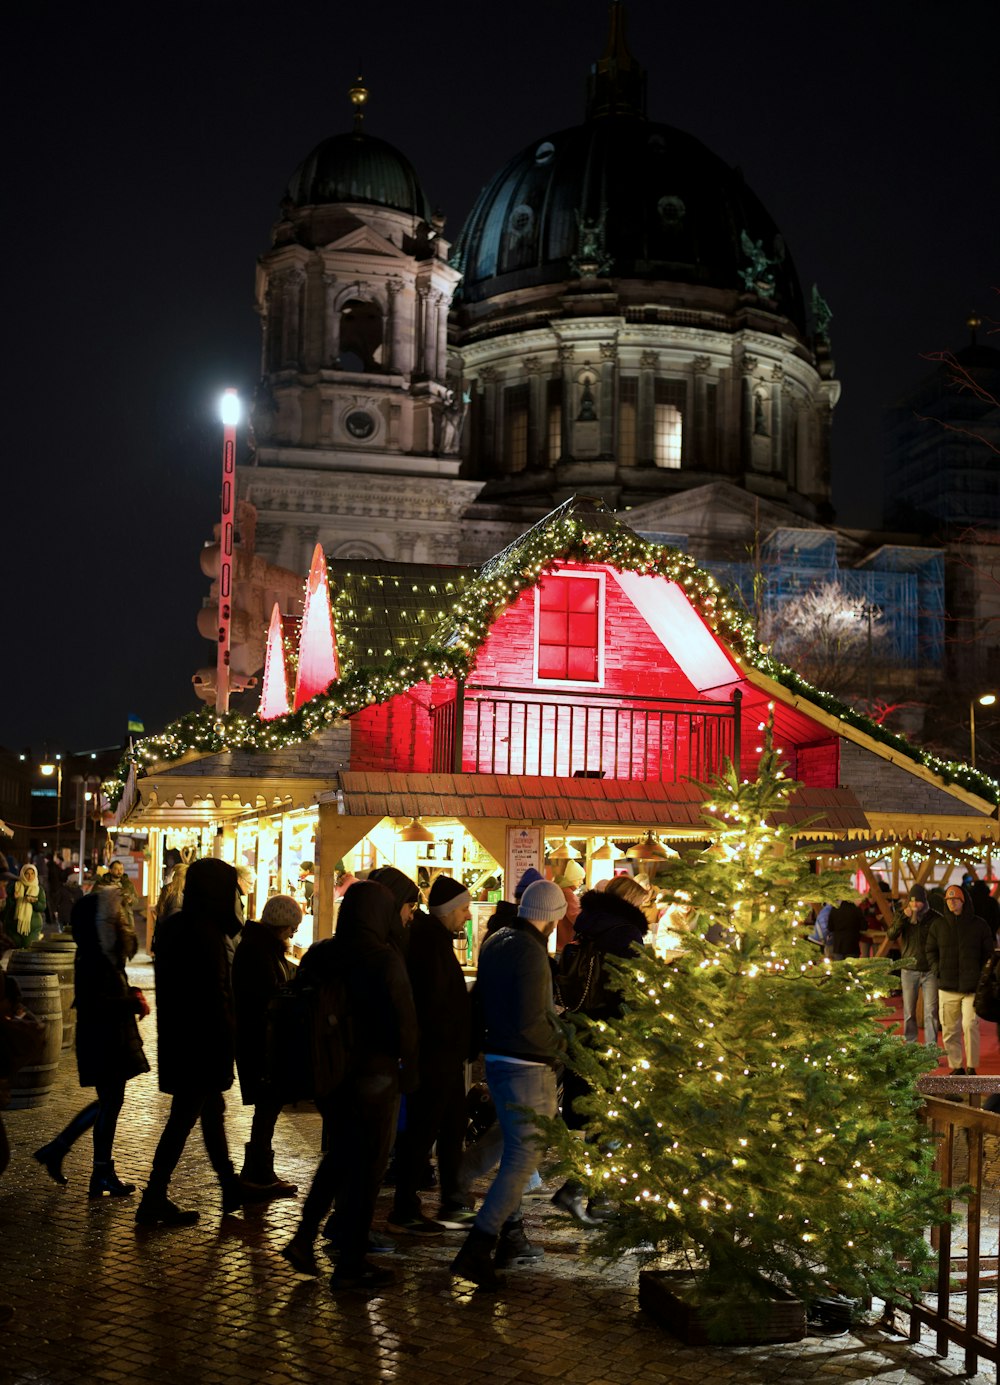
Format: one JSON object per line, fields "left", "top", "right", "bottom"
{"left": 293, "top": 544, "right": 339, "bottom": 710}
{"left": 259, "top": 603, "right": 291, "bottom": 721}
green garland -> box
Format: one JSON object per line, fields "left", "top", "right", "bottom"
{"left": 105, "top": 518, "right": 1000, "bottom": 807}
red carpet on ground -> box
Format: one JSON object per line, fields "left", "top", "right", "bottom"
{"left": 884, "top": 994, "right": 1000, "bottom": 1074}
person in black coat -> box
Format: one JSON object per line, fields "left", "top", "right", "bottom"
{"left": 552, "top": 877, "right": 648, "bottom": 1225}
{"left": 926, "top": 884, "right": 996, "bottom": 1074}
{"left": 827, "top": 898, "right": 867, "bottom": 960}
{"left": 33, "top": 891, "right": 149, "bottom": 1196}
{"left": 387, "top": 875, "right": 473, "bottom": 1234}
{"left": 283, "top": 880, "right": 419, "bottom": 1291}
{"left": 232, "top": 893, "right": 299, "bottom": 1199}
{"left": 135, "top": 858, "right": 244, "bottom": 1227}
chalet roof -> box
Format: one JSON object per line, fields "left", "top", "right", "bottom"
{"left": 327, "top": 560, "right": 473, "bottom": 673}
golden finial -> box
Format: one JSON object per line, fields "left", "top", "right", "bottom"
{"left": 967, "top": 311, "right": 982, "bottom": 345}
{"left": 349, "top": 73, "right": 368, "bottom": 131}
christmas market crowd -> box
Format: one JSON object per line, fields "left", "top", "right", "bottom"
{"left": 2, "top": 836, "right": 1000, "bottom": 1307}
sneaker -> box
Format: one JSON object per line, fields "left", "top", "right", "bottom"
{"left": 436, "top": 1205, "right": 477, "bottom": 1229}
{"left": 330, "top": 1260, "right": 396, "bottom": 1292}
{"left": 385, "top": 1211, "right": 446, "bottom": 1236}
{"left": 495, "top": 1220, "right": 543, "bottom": 1267}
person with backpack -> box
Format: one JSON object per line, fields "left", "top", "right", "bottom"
{"left": 232, "top": 893, "right": 300, "bottom": 1199}
{"left": 282, "top": 880, "right": 418, "bottom": 1291}
{"left": 551, "top": 876, "right": 648, "bottom": 1225}
{"left": 885, "top": 884, "right": 942, "bottom": 1048}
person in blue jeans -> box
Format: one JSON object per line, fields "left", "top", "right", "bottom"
{"left": 451, "top": 878, "right": 568, "bottom": 1288}
{"left": 887, "top": 884, "right": 942, "bottom": 1049}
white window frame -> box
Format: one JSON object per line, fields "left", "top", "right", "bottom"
{"left": 532, "top": 568, "right": 606, "bottom": 688}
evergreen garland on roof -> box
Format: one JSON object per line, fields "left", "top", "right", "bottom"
{"left": 104, "top": 508, "right": 1000, "bottom": 808}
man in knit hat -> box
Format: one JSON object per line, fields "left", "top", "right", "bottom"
{"left": 387, "top": 874, "right": 474, "bottom": 1235}
{"left": 451, "top": 878, "right": 568, "bottom": 1288}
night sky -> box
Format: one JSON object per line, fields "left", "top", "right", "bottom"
{"left": 4, "top": 0, "right": 997, "bottom": 756}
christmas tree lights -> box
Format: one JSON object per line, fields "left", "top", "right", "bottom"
{"left": 538, "top": 732, "right": 951, "bottom": 1337}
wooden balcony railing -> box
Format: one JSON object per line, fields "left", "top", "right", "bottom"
{"left": 883, "top": 1081, "right": 1000, "bottom": 1379}
{"left": 430, "top": 683, "right": 742, "bottom": 780}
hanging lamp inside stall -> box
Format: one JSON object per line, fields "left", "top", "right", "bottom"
{"left": 399, "top": 817, "right": 436, "bottom": 843}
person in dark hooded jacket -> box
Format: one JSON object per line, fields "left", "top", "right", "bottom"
{"left": 282, "top": 880, "right": 418, "bottom": 1291}
{"left": 32, "top": 890, "right": 149, "bottom": 1196}
{"left": 367, "top": 865, "right": 420, "bottom": 955}
{"left": 551, "top": 877, "right": 648, "bottom": 1225}
{"left": 134, "top": 858, "right": 245, "bottom": 1227}
{"left": 926, "top": 884, "right": 995, "bottom": 1074}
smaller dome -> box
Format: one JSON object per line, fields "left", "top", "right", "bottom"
{"left": 287, "top": 130, "right": 431, "bottom": 220}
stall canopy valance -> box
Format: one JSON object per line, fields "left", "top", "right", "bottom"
{"left": 333, "top": 771, "right": 868, "bottom": 837}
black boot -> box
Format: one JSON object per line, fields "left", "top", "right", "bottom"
{"left": 33, "top": 1138, "right": 70, "bottom": 1187}
{"left": 221, "top": 1172, "right": 245, "bottom": 1215}
{"left": 89, "top": 1161, "right": 136, "bottom": 1199}
{"left": 495, "top": 1217, "right": 543, "bottom": 1268}
{"left": 134, "top": 1187, "right": 200, "bottom": 1228}
{"left": 450, "top": 1226, "right": 503, "bottom": 1289}
{"left": 551, "top": 1181, "right": 600, "bottom": 1226}
{"left": 239, "top": 1142, "right": 298, "bottom": 1200}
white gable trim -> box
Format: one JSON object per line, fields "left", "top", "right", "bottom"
{"left": 609, "top": 569, "right": 742, "bottom": 697}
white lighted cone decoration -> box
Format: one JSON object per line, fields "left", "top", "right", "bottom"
{"left": 293, "top": 545, "right": 339, "bottom": 712}
{"left": 259, "top": 603, "right": 291, "bottom": 721}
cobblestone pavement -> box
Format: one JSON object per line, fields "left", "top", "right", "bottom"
{"left": 2, "top": 961, "right": 997, "bottom": 1385}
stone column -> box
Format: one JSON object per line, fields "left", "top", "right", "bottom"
{"left": 692, "top": 355, "right": 711, "bottom": 469}
{"left": 480, "top": 366, "right": 499, "bottom": 470}
{"left": 638, "top": 350, "right": 658, "bottom": 463}
{"left": 524, "top": 357, "right": 545, "bottom": 468}
{"left": 322, "top": 274, "right": 338, "bottom": 366}
{"left": 558, "top": 346, "right": 575, "bottom": 460}
{"left": 282, "top": 270, "right": 306, "bottom": 370}
{"left": 414, "top": 284, "right": 430, "bottom": 376}
{"left": 740, "top": 355, "right": 758, "bottom": 463}
{"left": 433, "top": 291, "right": 448, "bottom": 382}
{"left": 599, "top": 341, "right": 617, "bottom": 457}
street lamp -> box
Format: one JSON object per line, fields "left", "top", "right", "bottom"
{"left": 217, "top": 388, "right": 240, "bottom": 715}
{"left": 971, "top": 693, "right": 997, "bottom": 768}
{"left": 39, "top": 755, "right": 63, "bottom": 854}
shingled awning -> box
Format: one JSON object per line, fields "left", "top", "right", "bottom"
{"left": 335, "top": 771, "right": 868, "bottom": 838}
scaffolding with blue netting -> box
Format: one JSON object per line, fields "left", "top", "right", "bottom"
{"left": 638, "top": 530, "right": 945, "bottom": 673}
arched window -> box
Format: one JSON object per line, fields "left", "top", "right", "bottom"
{"left": 337, "top": 299, "right": 384, "bottom": 373}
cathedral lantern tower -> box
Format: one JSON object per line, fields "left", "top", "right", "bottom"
{"left": 243, "top": 80, "right": 479, "bottom": 570}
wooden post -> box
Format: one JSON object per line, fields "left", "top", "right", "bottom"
{"left": 453, "top": 677, "right": 466, "bottom": 774}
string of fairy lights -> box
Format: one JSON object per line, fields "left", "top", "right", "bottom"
{"left": 103, "top": 516, "right": 1000, "bottom": 807}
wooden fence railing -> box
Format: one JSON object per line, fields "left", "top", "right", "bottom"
{"left": 887, "top": 1080, "right": 1000, "bottom": 1380}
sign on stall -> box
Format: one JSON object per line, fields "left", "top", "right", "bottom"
{"left": 505, "top": 825, "right": 542, "bottom": 897}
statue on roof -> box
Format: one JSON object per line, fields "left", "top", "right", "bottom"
{"left": 811, "top": 284, "right": 833, "bottom": 345}
{"left": 570, "top": 208, "right": 613, "bottom": 279}
{"left": 738, "top": 230, "right": 783, "bottom": 295}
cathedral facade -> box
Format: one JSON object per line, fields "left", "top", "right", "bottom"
{"left": 239, "top": 8, "right": 840, "bottom": 577}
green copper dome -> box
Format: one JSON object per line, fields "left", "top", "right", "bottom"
{"left": 286, "top": 130, "right": 431, "bottom": 220}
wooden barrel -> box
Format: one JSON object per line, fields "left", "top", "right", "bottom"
{"left": 10, "top": 934, "right": 77, "bottom": 1050}
{"left": 6, "top": 972, "right": 63, "bottom": 1108}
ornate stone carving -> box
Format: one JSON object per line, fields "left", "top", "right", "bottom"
{"left": 479, "top": 365, "right": 499, "bottom": 383}
{"left": 386, "top": 277, "right": 404, "bottom": 297}
{"left": 692, "top": 354, "right": 712, "bottom": 374}
{"left": 522, "top": 355, "right": 545, "bottom": 375}
{"left": 640, "top": 350, "right": 659, "bottom": 369}
{"left": 569, "top": 208, "right": 613, "bottom": 278}
{"left": 558, "top": 345, "right": 575, "bottom": 362}
{"left": 770, "top": 364, "right": 784, "bottom": 382}
{"left": 599, "top": 341, "right": 617, "bottom": 361}
{"left": 740, "top": 354, "right": 759, "bottom": 375}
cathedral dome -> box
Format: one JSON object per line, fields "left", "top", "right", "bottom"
{"left": 452, "top": 9, "right": 805, "bottom": 333}
{"left": 286, "top": 129, "right": 431, "bottom": 220}
{"left": 453, "top": 116, "right": 805, "bottom": 330}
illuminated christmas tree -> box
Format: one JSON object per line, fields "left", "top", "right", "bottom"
{"left": 548, "top": 727, "right": 946, "bottom": 1337}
